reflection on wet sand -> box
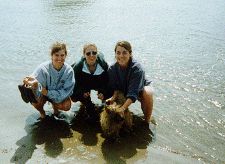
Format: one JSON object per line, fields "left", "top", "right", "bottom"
{"left": 70, "top": 106, "right": 102, "bottom": 146}
{"left": 10, "top": 112, "right": 73, "bottom": 163}
{"left": 101, "top": 115, "right": 154, "bottom": 164}
{"left": 70, "top": 107, "right": 155, "bottom": 163}
{"left": 10, "top": 107, "right": 155, "bottom": 163}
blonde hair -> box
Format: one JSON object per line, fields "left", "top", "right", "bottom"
{"left": 83, "top": 43, "right": 97, "bottom": 54}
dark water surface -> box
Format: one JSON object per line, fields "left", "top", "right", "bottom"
{"left": 0, "top": 0, "right": 225, "bottom": 163}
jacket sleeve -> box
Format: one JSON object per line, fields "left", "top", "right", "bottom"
{"left": 70, "top": 61, "right": 87, "bottom": 99}
{"left": 108, "top": 65, "right": 118, "bottom": 91}
{"left": 96, "top": 55, "right": 110, "bottom": 97}
{"left": 97, "top": 71, "right": 110, "bottom": 97}
{"left": 31, "top": 64, "right": 48, "bottom": 98}
{"left": 126, "top": 68, "right": 145, "bottom": 103}
{"left": 71, "top": 79, "right": 86, "bottom": 99}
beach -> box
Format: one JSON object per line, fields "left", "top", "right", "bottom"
{"left": 0, "top": 0, "right": 224, "bottom": 163}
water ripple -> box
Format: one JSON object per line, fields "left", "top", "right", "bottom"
{"left": 208, "top": 99, "right": 223, "bottom": 109}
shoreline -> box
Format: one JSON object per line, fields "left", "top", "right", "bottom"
{"left": 0, "top": 107, "right": 202, "bottom": 164}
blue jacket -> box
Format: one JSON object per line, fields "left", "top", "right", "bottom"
{"left": 108, "top": 58, "right": 151, "bottom": 102}
{"left": 32, "top": 61, "right": 75, "bottom": 103}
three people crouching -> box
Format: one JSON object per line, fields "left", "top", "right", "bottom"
{"left": 20, "top": 41, "right": 154, "bottom": 125}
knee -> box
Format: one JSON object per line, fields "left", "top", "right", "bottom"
{"left": 63, "top": 102, "right": 71, "bottom": 111}
{"left": 58, "top": 98, "right": 71, "bottom": 111}
{"left": 142, "top": 86, "right": 153, "bottom": 99}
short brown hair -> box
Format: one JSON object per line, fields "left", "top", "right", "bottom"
{"left": 83, "top": 43, "right": 97, "bottom": 54}
{"left": 114, "top": 41, "right": 132, "bottom": 53}
{"left": 51, "top": 42, "right": 67, "bottom": 56}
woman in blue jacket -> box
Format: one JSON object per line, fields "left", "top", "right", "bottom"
{"left": 22, "top": 42, "right": 75, "bottom": 119}
{"left": 107, "top": 41, "right": 153, "bottom": 123}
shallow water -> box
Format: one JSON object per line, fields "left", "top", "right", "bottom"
{"left": 0, "top": 0, "right": 225, "bottom": 163}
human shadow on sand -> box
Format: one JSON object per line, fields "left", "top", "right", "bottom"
{"left": 70, "top": 106, "right": 102, "bottom": 146}
{"left": 101, "top": 115, "right": 155, "bottom": 164}
{"left": 10, "top": 112, "right": 73, "bottom": 164}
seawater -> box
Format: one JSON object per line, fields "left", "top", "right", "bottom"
{"left": 0, "top": 0, "right": 224, "bottom": 163}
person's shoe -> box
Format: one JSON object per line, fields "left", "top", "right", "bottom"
{"left": 150, "top": 116, "right": 157, "bottom": 125}
{"left": 18, "top": 85, "right": 29, "bottom": 103}
{"left": 37, "top": 114, "right": 49, "bottom": 122}
{"left": 26, "top": 88, "right": 37, "bottom": 103}
{"left": 53, "top": 111, "right": 66, "bottom": 120}
{"left": 18, "top": 85, "right": 37, "bottom": 103}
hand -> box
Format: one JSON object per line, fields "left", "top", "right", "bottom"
{"left": 105, "top": 97, "right": 115, "bottom": 105}
{"left": 97, "top": 93, "right": 104, "bottom": 100}
{"left": 118, "top": 106, "right": 126, "bottom": 112}
{"left": 23, "top": 76, "right": 38, "bottom": 89}
{"left": 41, "top": 87, "right": 48, "bottom": 96}
{"left": 83, "top": 92, "right": 90, "bottom": 98}
{"left": 117, "top": 107, "right": 125, "bottom": 118}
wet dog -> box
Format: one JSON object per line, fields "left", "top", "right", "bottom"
{"left": 100, "top": 91, "right": 133, "bottom": 139}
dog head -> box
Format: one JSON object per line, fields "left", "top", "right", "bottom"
{"left": 104, "top": 104, "right": 125, "bottom": 123}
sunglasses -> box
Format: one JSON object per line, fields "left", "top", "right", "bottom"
{"left": 86, "top": 51, "right": 97, "bottom": 56}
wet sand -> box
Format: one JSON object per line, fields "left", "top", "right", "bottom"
{"left": 0, "top": 103, "right": 202, "bottom": 164}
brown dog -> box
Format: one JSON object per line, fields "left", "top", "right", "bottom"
{"left": 100, "top": 91, "right": 133, "bottom": 139}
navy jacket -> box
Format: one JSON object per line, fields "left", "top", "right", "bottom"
{"left": 71, "top": 53, "right": 109, "bottom": 100}
{"left": 108, "top": 58, "right": 151, "bottom": 102}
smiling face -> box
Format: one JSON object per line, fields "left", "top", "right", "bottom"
{"left": 84, "top": 45, "right": 97, "bottom": 66}
{"left": 51, "top": 49, "right": 66, "bottom": 70}
{"left": 115, "top": 46, "right": 132, "bottom": 68}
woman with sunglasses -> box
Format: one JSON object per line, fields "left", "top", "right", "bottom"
{"left": 70, "top": 43, "right": 109, "bottom": 122}
{"left": 107, "top": 41, "right": 154, "bottom": 124}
